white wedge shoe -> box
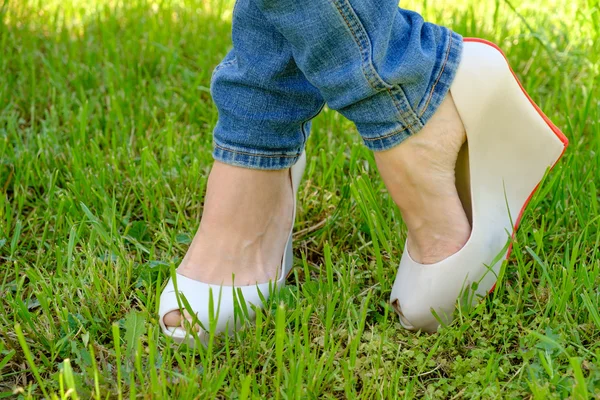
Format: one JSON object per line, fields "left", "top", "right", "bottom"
{"left": 158, "top": 152, "right": 306, "bottom": 347}
{"left": 390, "top": 39, "right": 568, "bottom": 332}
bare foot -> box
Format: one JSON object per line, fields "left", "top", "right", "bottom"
{"left": 163, "top": 161, "right": 293, "bottom": 329}
{"left": 374, "top": 94, "right": 471, "bottom": 264}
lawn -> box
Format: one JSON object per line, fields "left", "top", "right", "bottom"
{"left": 1, "top": 0, "right": 599, "bottom": 398}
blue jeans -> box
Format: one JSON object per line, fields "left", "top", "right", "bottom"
{"left": 211, "top": 0, "right": 463, "bottom": 170}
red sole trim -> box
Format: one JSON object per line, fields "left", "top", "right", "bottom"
{"left": 462, "top": 38, "right": 569, "bottom": 295}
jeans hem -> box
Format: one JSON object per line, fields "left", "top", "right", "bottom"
{"left": 212, "top": 141, "right": 302, "bottom": 170}
{"left": 417, "top": 30, "right": 464, "bottom": 124}
{"left": 363, "top": 29, "right": 463, "bottom": 152}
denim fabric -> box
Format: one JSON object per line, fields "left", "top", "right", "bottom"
{"left": 211, "top": 0, "right": 463, "bottom": 170}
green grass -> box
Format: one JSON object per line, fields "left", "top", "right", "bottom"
{"left": 1, "top": 0, "right": 599, "bottom": 398}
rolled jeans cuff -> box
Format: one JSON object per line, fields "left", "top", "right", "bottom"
{"left": 360, "top": 30, "right": 463, "bottom": 152}
{"left": 212, "top": 139, "right": 303, "bottom": 170}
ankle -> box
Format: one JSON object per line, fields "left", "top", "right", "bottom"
{"left": 201, "top": 163, "right": 292, "bottom": 217}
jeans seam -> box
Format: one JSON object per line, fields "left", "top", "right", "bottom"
{"left": 330, "top": 0, "right": 390, "bottom": 92}
{"left": 418, "top": 30, "right": 453, "bottom": 117}
{"left": 331, "top": 0, "right": 422, "bottom": 133}
{"left": 387, "top": 87, "right": 423, "bottom": 132}
{"left": 214, "top": 143, "right": 300, "bottom": 158}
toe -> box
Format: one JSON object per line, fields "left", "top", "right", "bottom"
{"left": 180, "top": 310, "right": 200, "bottom": 332}
{"left": 163, "top": 310, "right": 201, "bottom": 332}
{"left": 163, "top": 310, "right": 182, "bottom": 328}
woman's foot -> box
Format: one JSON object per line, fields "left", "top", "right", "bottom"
{"left": 374, "top": 94, "right": 471, "bottom": 264}
{"left": 163, "top": 162, "right": 294, "bottom": 329}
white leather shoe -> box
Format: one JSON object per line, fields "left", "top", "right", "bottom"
{"left": 390, "top": 39, "right": 568, "bottom": 332}
{"left": 158, "top": 152, "right": 306, "bottom": 347}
